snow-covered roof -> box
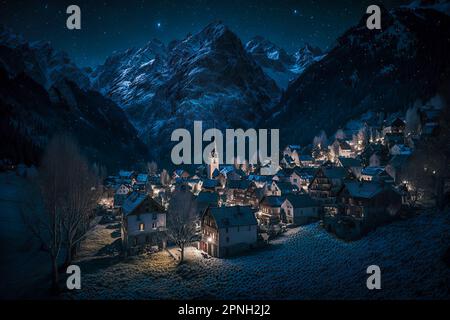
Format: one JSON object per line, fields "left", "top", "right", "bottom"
{"left": 284, "top": 194, "right": 318, "bottom": 208}
{"left": 287, "top": 145, "right": 301, "bottom": 151}
{"left": 119, "top": 170, "right": 134, "bottom": 178}
{"left": 300, "top": 155, "right": 314, "bottom": 161}
{"left": 202, "top": 179, "right": 219, "bottom": 189}
{"left": 338, "top": 157, "right": 362, "bottom": 168}
{"left": 136, "top": 173, "right": 148, "bottom": 183}
{"left": 361, "top": 167, "right": 385, "bottom": 176}
{"left": 208, "top": 206, "right": 257, "bottom": 229}
{"left": 122, "top": 192, "right": 164, "bottom": 216}
{"left": 196, "top": 191, "right": 219, "bottom": 204}
{"left": 122, "top": 192, "right": 147, "bottom": 216}
{"left": 343, "top": 181, "right": 384, "bottom": 199}
{"left": 322, "top": 167, "right": 348, "bottom": 180}
{"left": 273, "top": 181, "right": 299, "bottom": 193}
{"left": 227, "top": 179, "right": 252, "bottom": 190}
{"left": 261, "top": 196, "right": 284, "bottom": 207}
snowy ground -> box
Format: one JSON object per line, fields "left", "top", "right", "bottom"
{"left": 66, "top": 209, "right": 450, "bottom": 300}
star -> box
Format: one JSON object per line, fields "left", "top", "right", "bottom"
{"left": 156, "top": 22, "right": 161, "bottom": 29}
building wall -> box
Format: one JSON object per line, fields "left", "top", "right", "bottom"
{"left": 200, "top": 224, "right": 257, "bottom": 258}
{"left": 126, "top": 212, "right": 166, "bottom": 237}
{"left": 281, "top": 200, "right": 319, "bottom": 225}
{"left": 218, "top": 225, "right": 257, "bottom": 248}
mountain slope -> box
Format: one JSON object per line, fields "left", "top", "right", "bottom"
{"left": 0, "top": 28, "right": 148, "bottom": 170}
{"left": 0, "top": 25, "right": 90, "bottom": 90}
{"left": 90, "top": 39, "right": 168, "bottom": 108}
{"left": 268, "top": 5, "right": 450, "bottom": 147}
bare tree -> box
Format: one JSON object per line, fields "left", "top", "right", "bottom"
{"left": 59, "top": 137, "right": 101, "bottom": 266}
{"left": 166, "top": 190, "right": 198, "bottom": 263}
{"left": 21, "top": 135, "right": 101, "bottom": 292}
{"left": 21, "top": 136, "right": 67, "bottom": 292}
{"left": 147, "top": 161, "right": 158, "bottom": 176}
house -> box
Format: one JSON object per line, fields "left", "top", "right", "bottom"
{"left": 281, "top": 194, "right": 320, "bottom": 225}
{"left": 323, "top": 181, "right": 402, "bottom": 240}
{"left": 199, "top": 206, "right": 258, "bottom": 258}
{"left": 390, "top": 144, "right": 413, "bottom": 156}
{"left": 293, "top": 167, "right": 317, "bottom": 191}
{"left": 172, "top": 169, "right": 190, "bottom": 180}
{"left": 118, "top": 170, "right": 136, "bottom": 185}
{"left": 273, "top": 168, "right": 294, "bottom": 182}
{"left": 247, "top": 174, "right": 272, "bottom": 188}
{"left": 360, "top": 167, "right": 389, "bottom": 182}
{"left": 219, "top": 166, "right": 246, "bottom": 181}
{"left": 121, "top": 192, "right": 167, "bottom": 255}
{"left": 226, "top": 179, "right": 255, "bottom": 206}
{"left": 299, "top": 155, "right": 315, "bottom": 167}
{"left": 308, "top": 166, "right": 348, "bottom": 203}
{"left": 337, "top": 157, "right": 363, "bottom": 179}
{"left": 384, "top": 133, "right": 404, "bottom": 149}
{"left": 265, "top": 180, "right": 299, "bottom": 196}
{"left": 202, "top": 178, "right": 221, "bottom": 192}
{"left": 134, "top": 173, "right": 150, "bottom": 192}
{"left": 259, "top": 196, "right": 284, "bottom": 225}
{"left": 195, "top": 191, "right": 221, "bottom": 217}
{"left": 385, "top": 154, "right": 411, "bottom": 184}
{"left": 185, "top": 178, "right": 203, "bottom": 194}
{"left": 329, "top": 139, "right": 353, "bottom": 162}
{"left": 114, "top": 184, "right": 132, "bottom": 209}
{"left": 283, "top": 145, "right": 301, "bottom": 166}
{"left": 359, "top": 143, "right": 389, "bottom": 167}
{"left": 383, "top": 117, "right": 405, "bottom": 135}
{"left": 281, "top": 154, "right": 297, "bottom": 168}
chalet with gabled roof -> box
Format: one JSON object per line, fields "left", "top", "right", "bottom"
{"left": 199, "top": 206, "right": 258, "bottom": 258}
{"left": 308, "top": 166, "right": 348, "bottom": 203}
{"left": 281, "top": 194, "right": 320, "bottom": 225}
{"left": 323, "top": 181, "right": 402, "bottom": 240}
{"left": 121, "top": 192, "right": 166, "bottom": 255}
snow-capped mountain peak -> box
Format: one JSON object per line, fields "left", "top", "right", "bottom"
{"left": 245, "top": 36, "right": 323, "bottom": 88}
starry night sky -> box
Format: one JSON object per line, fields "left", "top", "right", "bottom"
{"left": 0, "top": 0, "right": 409, "bottom": 67}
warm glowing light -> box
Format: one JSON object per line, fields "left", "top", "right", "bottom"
{"left": 207, "top": 237, "right": 213, "bottom": 243}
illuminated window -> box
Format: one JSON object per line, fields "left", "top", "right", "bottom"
{"left": 139, "top": 223, "right": 144, "bottom": 231}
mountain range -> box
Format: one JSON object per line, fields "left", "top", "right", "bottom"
{"left": 269, "top": 3, "right": 450, "bottom": 147}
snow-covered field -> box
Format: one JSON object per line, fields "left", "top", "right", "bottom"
{"left": 66, "top": 209, "right": 450, "bottom": 300}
